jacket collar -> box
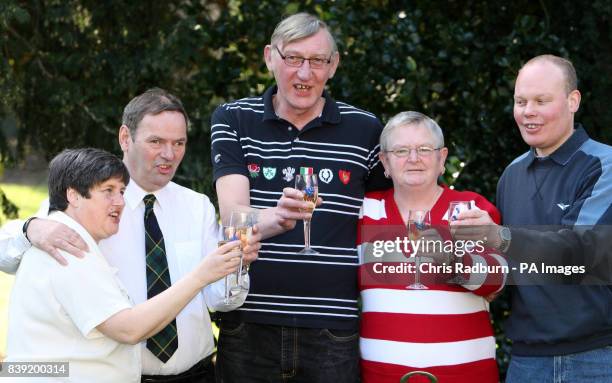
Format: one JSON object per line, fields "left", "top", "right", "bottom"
{"left": 526, "top": 123, "right": 589, "bottom": 167}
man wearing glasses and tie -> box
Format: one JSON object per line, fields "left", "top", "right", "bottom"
{"left": 0, "top": 88, "right": 260, "bottom": 382}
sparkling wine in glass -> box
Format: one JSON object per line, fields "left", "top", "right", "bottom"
{"left": 295, "top": 167, "right": 319, "bottom": 255}
{"left": 220, "top": 226, "right": 237, "bottom": 304}
{"left": 229, "top": 211, "right": 257, "bottom": 292}
{"left": 406, "top": 210, "right": 431, "bottom": 290}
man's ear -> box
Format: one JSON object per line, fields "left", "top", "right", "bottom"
{"left": 118, "top": 125, "right": 132, "bottom": 152}
{"left": 327, "top": 51, "right": 340, "bottom": 79}
{"left": 264, "top": 45, "right": 274, "bottom": 72}
{"left": 568, "top": 89, "right": 581, "bottom": 113}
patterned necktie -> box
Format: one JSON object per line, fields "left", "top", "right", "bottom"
{"left": 144, "top": 194, "right": 178, "bottom": 363}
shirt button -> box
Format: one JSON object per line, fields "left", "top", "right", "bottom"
{"left": 295, "top": 137, "right": 300, "bottom": 142}
{"left": 288, "top": 126, "right": 292, "bottom": 131}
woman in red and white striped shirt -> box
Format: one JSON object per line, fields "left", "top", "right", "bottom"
{"left": 358, "top": 111, "right": 506, "bottom": 383}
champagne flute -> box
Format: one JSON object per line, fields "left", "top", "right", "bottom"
{"left": 295, "top": 167, "right": 319, "bottom": 255}
{"left": 220, "top": 225, "right": 237, "bottom": 304}
{"left": 229, "top": 211, "right": 257, "bottom": 292}
{"left": 448, "top": 201, "right": 473, "bottom": 284}
{"left": 406, "top": 210, "right": 431, "bottom": 290}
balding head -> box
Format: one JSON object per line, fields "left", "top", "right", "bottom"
{"left": 513, "top": 55, "right": 582, "bottom": 157}
{"left": 519, "top": 55, "right": 577, "bottom": 95}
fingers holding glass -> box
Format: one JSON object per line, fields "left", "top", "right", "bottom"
{"left": 221, "top": 212, "right": 258, "bottom": 303}
{"left": 447, "top": 201, "right": 473, "bottom": 284}
{"left": 229, "top": 212, "right": 258, "bottom": 291}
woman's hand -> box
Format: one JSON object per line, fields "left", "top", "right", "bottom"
{"left": 197, "top": 240, "right": 241, "bottom": 285}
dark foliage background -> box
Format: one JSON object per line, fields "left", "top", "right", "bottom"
{"left": 2, "top": 0, "right": 611, "bottom": 378}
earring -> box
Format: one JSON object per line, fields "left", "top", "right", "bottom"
{"left": 384, "top": 170, "right": 390, "bottom": 179}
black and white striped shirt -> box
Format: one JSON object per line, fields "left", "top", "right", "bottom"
{"left": 211, "top": 86, "right": 388, "bottom": 329}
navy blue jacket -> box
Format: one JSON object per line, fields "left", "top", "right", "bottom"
{"left": 497, "top": 125, "right": 612, "bottom": 356}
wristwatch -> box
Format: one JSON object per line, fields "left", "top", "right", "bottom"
{"left": 22, "top": 216, "right": 37, "bottom": 244}
{"left": 498, "top": 226, "right": 512, "bottom": 253}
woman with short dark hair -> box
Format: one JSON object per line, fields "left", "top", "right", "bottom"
{"left": 5, "top": 148, "right": 243, "bottom": 383}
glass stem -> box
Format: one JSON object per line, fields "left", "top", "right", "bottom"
{"left": 224, "top": 275, "right": 230, "bottom": 303}
{"left": 303, "top": 218, "right": 312, "bottom": 249}
{"left": 235, "top": 251, "right": 243, "bottom": 285}
{"left": 415, "top": 255, "right": 421, "bottom": 285}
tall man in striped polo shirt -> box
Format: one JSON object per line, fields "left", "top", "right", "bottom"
{"left": 211, "top": 12, "right": 388, "bottom": 382}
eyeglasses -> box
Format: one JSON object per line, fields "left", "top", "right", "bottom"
{"left": 275, "top": 46, "right": 332, "bottom": 69}
{"left": 384, "top": 146, "right": 442, "bottom": 158}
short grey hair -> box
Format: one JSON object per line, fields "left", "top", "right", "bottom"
{"left": 380, "top": 111, "right": 445, "bottom": 151}
{"left": 271, "top": 12, "right": 337, "bottom": 54}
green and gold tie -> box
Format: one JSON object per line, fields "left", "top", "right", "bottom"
{"left": 144, "top": 194, "right": 178, "bottom": 363}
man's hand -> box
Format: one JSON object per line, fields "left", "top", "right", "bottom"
{"left": 27, "top": 218, "right": 89, "bottom": 265}
{"left": 242, "top": 224, "right": 262, "bottom": 266}
{"left": 216, "top": 175, "right": 323, "bottom": 241}
{"left": 450, "top": 209, "right": 501, "bottom": 249}
{"left": 274, "top": 187, "right": 323, "bottom": 231}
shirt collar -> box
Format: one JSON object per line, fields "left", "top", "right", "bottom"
{"left": 124, "top": 179, "right": 173, "bottom": 211}
{"left": 526, "top": 123, "right": 589, "bottom": 167}
{"left": 262, "top": 85, "right": 341, "bottom": 125}
{"left": 48, "top": 211, "right": 100, "bottom": 255}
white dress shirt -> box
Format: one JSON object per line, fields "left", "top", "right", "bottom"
{"left": 6, "top": 211, "right": 140, "bottom": 383}
{"left": 0, "top": 180, "right": 247, "bottom": 376}
{"left": 101, "top": 180, "right": 246, "bottom": 375}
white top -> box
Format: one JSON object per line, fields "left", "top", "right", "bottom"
{"left": 102, "top": 180, "right": 246, "bottom": 375}
{"left": 5, "top": 211, "right": 140, "bottom": 383}
{"left": 0, "top": 180, "right": 247, "bottom": 376}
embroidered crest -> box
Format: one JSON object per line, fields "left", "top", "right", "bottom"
{"left": 319, "top": 168, "right": 333, "bottom": 184}
{"left": 214, "top": 154, "right": 221, "bottom": 163}
{"left": 248, "top": 164, "right": 260, "bottom": 178}
{"left": 339, "top": 170, "right": 351, "bottom": 185}
{"left": 263, "top": 167, "right": 277, "bottom": 180}
{"left": 282, "top": 166, "right": 295, "bottom": 182}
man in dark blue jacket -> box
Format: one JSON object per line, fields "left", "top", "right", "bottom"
{"left": 454, "top": 54, "right": 612, "bottom": 382}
